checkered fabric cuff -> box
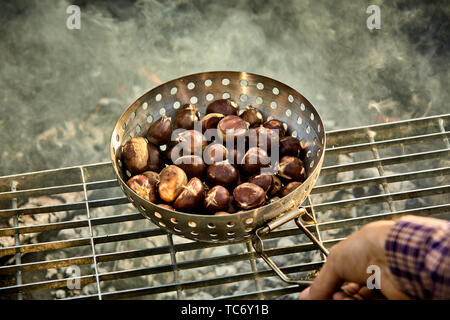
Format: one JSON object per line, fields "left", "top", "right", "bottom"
{"left": 385, "top": 216, "right": 450, "bottom": 299}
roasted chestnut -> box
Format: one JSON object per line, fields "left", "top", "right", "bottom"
{"left": 240, "top": 106, "right": 263, "bottom": 128}
{"left": 217, "top": 115, "right": 249, "bottom": 144}
{"left": 174, "top": 177, "right": 205, "bottom": 211}
{"left": 176, "top": 104, "right": 200, "bottom": 130}
{"left": 241, "top": 147, "right": 271, "bottom": 175}
{"left": 158, "top": 165, "right": 188, "bottom": 202}
{"left": 277, "top": 156, "right": 305, "bottom": 181}
{"left": 227, "top": 147, "right": 244, "bottom": 166}
{"left": 204, "top": 185, "right": 230, "bottom": 212}
{"left": 206, "top": 99, "right": 238, "bottom": 116}
{"left": 203, "top": 143, "right": 228, "bottom": 165}
{"left": 270, "top": 175, "right": 283, "bottom": 196}
{"left": 248, "top": 173, "right": 273, "bottom": 193}
{"left": 263, "top": 119, "right": 286, "bottom": 137}
{"left": 142, "top": 171, "right": 160, "bottom": 189}
{"left": 200, "top": 113, "right": 224, "bottom": 133}
{"left": 122, "top": 137, "right": 162, "bottom": 174}
{"left": 173, "top": 155, "right": 206, "bottom": 179}
{"left": 147, "top": 114, "right": 172, "bottom": 145}
{"left": 206, "top": 161, "right": 239, "bottom": 189}
{"left": 157, "top": 203, "right": 175, "bottom": 211}
{"left": 126, "top": 174, "right": 157, "bottom": 203}
{"left": 175, "top": 130, "right": 207, "bottom": 156}
{"left": 268, "top": 196, "right": 281, "bottom": 204}
{"left": 214, "top": 211, "right": 230, "bottom": 216}
{"left": 280, "top": 136, "right": 302, "bottom": 157}
{"left": 233, "top": 183, "right": 266, "bottom": 210}
{"left": 280, "top": 181, "right": 302, "bottom": 197}
{"left": 248, "top": 126, "right": 278, "bottom": 152}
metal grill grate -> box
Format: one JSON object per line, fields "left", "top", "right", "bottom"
{"left": 0, "top": 114, "right": 449, "bottom": 300}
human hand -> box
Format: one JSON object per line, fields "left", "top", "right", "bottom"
{"left": 299, "top": 220, "right": 410, "bottom": 300}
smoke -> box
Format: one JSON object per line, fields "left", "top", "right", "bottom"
{"left": 0, "top": 0, "right": 448, "bottom": 175}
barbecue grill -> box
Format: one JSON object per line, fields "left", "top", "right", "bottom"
{"left": 1, "top": 114, "right": 449, "bottom": 300}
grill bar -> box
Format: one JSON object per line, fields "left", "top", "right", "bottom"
{"left": 0, "top": 114, "right": 448, "bottom": 300}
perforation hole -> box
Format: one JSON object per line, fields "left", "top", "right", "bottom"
{"left": 210, "top": 233, "right": 218, "bottom": 237}
{"left": 288, "top": 95, "right": 294, "bottom": 103}
{"left": 155, "top": 93, "right": 162, "bottom": 102}
{"left": 306, "top": 126, "right": 311, "bottom": 134}
{"left": 190, "top": 230, "right": 199, "bottom": 236}
{"left": 116, "top": 134, "right": 120, "bottom": 142}
{"left": 188, "top": 221, "right": 197, "bottom": 228}
{"left": 190, "top": 96, "right": 198, "bottom": 104}
{"left": 173, "top": 101, "right": 181, "bottom": 109}
{"left": 310, "top": 113, "right": 315, "bottom": 121}
{"left": 154, "top": 212, "right": 162, "bottom": 219}
{"left": 297, "top": 116, "right": 303, "bottom": 125}
{"left": 300, "top": 103, "right": 306, "bottom": 111}
{"left": 122, "top": 123, "right": 127, "bottom": 130}
{"left": 270, "top": 101, "right": 277, "bottom": 109}
{"left": 118, "top": 159, "right": 122, "bottom": 167}
{"left": 313, "top": 138, "right": 318, "bottom": 146}
{"left": 245, "top": 227, "right": 253, "bottom": 232}
{"left": 222, "top": 78, "right": 230, "bottom": 86}
{"left": 142, "top": 102, "right": 148, "bottom": 110}
{"left": 159, "top": 107, "right": 166, "bottom": 115}
{"left": 318, "top": 124, "right": 321, "bottom": 133}
{"left": 222, "top": 92, "right": 231, "bottom": 99}
{"left": 227, "top": 221, "right": 235, "bottom": 228}
{"left": 285, "top": 109, "right": 291, "bottom": 117}
{"left": 174, "top": 227, "right": 181, "bottom": 232}
{"left": 205, "top": 79, "right": 212, "bottom": 87}
{"left": 245, "top": 218, "right": 254, "bottom": 225}
{"left": 135, "top": 125, "right": 141, "bottom": 134}
{"left": 267, "top": 115, "right": 274, "bottom": 121}
{"left": 170, "top": 218, "right": 178, "bottom": 224}
{"left": 310, "top": 160, "right": 315, "bottom": 168}
{"left": 283, "top": 123, "right": 288, "bottom": 131}
{"left": 272, "top": 87, "right": 279, "bottom": 95}
{"left": 147, "top": 115, "right": 153, "bottom": 123}
{"left": 240, "top": 80, "right": 248, "bottom": 87}
{"left": 240, "top": 94, "right": 248, "bottom": 102}
{"left": 159, "top": 221, "right": 166, "bottom": 227}
{"left": 207, "top": 223, "right": 216, "bottom": 229}
{"left": 131, "top": 112, "right": 136, "bottom": 120}
{"left": 206, "top": 93, "right": 214, "bottom": 101}
{"left": 187, "top": 82, "right": 195, "bottom": 90}
{"left": 291, "top": 130, "right": 298, "bottom": 138}
{"left": 126, "top": 170, "right": 132, "bottom": 178}
{"left": 306, "top": 150, "right": 312, "bottom": 158}
{"left": 160, "top": 144, "right": 167, "bottom": 151}
{"left": 257, "top": 82, "right": 264, "bottom": 90}
{"left": 227, "top": 231, "right": 235, "bottom": 236}
{"left": 170, "top": 87, "right": 178, "bottom": 95}
{"left": 256, "top": 97, "right": 263, "bottom": 104}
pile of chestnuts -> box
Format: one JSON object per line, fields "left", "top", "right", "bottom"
{"left": 123, "top": 99, "right": 307, "bottom": 215}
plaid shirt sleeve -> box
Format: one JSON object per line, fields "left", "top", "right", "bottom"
{"left": 384, "top": 216, "right": 450, "bottom": 299}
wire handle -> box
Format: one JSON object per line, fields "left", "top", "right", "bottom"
{"left": 251, "top": 207, "right": 328, "bottom": 286}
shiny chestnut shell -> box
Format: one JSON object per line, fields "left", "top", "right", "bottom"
{"left": 248, "top": 173, "right": 273, "bottom": 193}
{"left": 176, "top": 104, "right": 200, "bottom": 130}
{"left": 240, "top": 106, "right": 263, "bottom": 128}
{"left": 200, "top": 113, "right": 224, "bottom": 134}
{"left": 206, "top": 161, "right": 239, "bottom": 189}
{"left": 203, "top": 143, "right": 228, "bottom": 165}
{"left": 277, "top": 156, "right": 305, "bottom": 181}
{"left": 122, "top": 137, "right": 162, "bottom": 175}
{"left": 206, "top": 99, "right": 238, "bottom": 116}
{"left": 173, "top": 177, "right": 205, "bottom": 211}
{"left": 233, "top": 183, "right": 266, "bottom": 210}
{"left": 248, "top": 126, "right": 278, "bottom": 152}
{"left": 175, "top": 130, "right": 207, "bottom": 156}
{"left": 280, "top": 181, "right": 303, "bottom": 197}
{"left": 158, "top": 165, "right": 188, "bottom": 202}
{"left": 280, "top": 136, "right": 302, "bottom": 157}
{"left": 173, "top": 155, "right": 206, "bottom": 179}
{"left": 263, "top": 119, "right": 286, "bottom": 137}
{"left": 126, "top": 174, "right": 157, "bottom": 203}
{"left": 204, "top": 185, "right": 230, "bottom": 212}
{"left": 147, "top": 114, "right": 172, "bottom": 145}
{"left": 241, "top": 147, "right": 271, "bottom": 175}
{"left": 217, "top": 115, "right": 249, "bottom": 143}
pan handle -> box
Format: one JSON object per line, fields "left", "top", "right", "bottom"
{"left": 251, "top": 207, "right": 329, "bottom": 286}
